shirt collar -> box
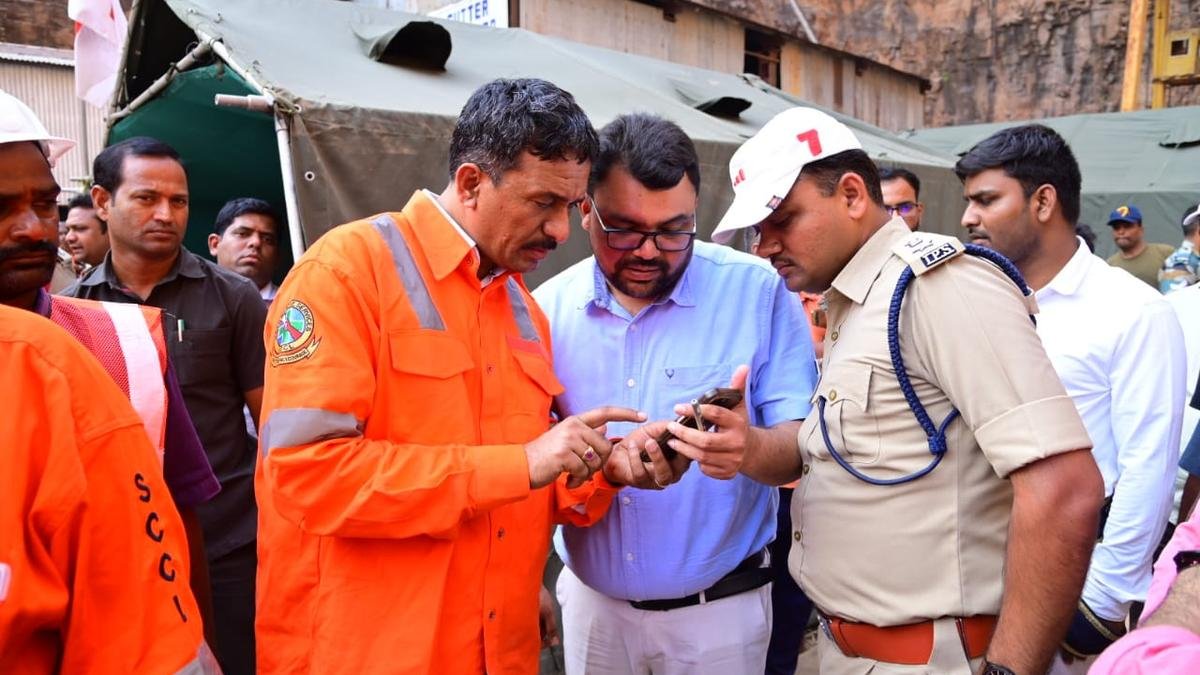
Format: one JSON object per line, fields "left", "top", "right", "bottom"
{"left": 1036, "top": 237, "right": 1090, "bottom": 299}
{"left": 79, "top": 248, "right": 206, "bottom": 290}
{"left": 829, "top": 217, "right": 911, "bottom": 305}
{"left": 411, "top": 190, "right": 506, "bottom": 286}
{"left": 585, "top": 255, "right": 696, "bottom": 313}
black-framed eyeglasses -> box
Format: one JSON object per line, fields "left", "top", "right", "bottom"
{"left": 589, "top": 197, "right": 696, "bottom": 252}
{"left": 886, "top": 202, "right": 919, "bottom": 216}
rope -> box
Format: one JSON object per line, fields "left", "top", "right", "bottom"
{"left": 820, "top": 243, "right": 1035, "bottom": 486}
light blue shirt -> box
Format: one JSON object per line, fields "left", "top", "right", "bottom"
{"left": 533, "top": 241, "right": 817, "bottom": 601}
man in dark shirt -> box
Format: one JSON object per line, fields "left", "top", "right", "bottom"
{"left": 63, "top": 136, "right": 267, "bottom": 675}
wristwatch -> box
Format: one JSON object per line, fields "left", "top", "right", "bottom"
{"left": 1174, "top": 549, "right": 1200, "bottom": 573}
{"left": 981, "top": 662, "right": 1016, "bottom": 675}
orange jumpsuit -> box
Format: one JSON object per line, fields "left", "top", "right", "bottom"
{"left": 256, "top": 191, "right": 618, "bottom": 674}
{"left": 0, "top": 306, "right": 214, "bottom": 674}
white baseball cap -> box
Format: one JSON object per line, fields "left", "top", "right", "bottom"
{"left": 711, "top": 107, "right": 862, "bottom": 244}
{"left": 0, "top": 89, "right": 75, "bottom": 167}
{"left": 1184, "top": 202, "right": 1200, "bottom": 229}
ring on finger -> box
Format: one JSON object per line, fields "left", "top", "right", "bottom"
{"left": 583, "top": 448, "right": 596, "bottom": 462}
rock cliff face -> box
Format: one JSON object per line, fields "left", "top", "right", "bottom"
{"left": 693, "top": 0, "right": 1200, "bottom": 126}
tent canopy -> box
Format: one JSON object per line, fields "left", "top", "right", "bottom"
{"left": 904, "top": 107, "right": 1200, "bottom": 259}
{"left": 120, "top": 0, "right": 961, "bottom": 283}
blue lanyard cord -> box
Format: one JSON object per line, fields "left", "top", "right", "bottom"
{"left": 817, "top": 396, "right": 957, "bottom": 486}
{"left": 817, "top": 243, "right": 1034, "bottom": 486}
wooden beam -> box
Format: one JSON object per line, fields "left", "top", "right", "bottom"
{"left": 1120, "top": 0, "right": 1149, "bottom": 111}
{"left": 1151, "top": 0, "right": 1171, "bottom": 108}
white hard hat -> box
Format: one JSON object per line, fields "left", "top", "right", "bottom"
{"left": 0, "top": 88, "right": 75, "bottom": 167}
{"left": 712, "top": 107, "right": 863, "bottom": 244}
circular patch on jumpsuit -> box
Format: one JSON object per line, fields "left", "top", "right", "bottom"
{"left": 271, "top": 300, "right": 320, "bottom": 365}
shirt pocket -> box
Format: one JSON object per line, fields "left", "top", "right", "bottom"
{"left": 804, "top": 363, "right": 880, "bottom": 465}
{"left": 174, "top": 327, "right": 233, "bottom": 388}
{"left": 655, "top": 364, "right": 734, "bottom": 410}
{"left": 505, "top": 336, "right": 563, "bottom": 443}
{"left": 388, "top": 330, "right": 475, "bottom": 439}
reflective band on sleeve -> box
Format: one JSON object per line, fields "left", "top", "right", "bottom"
{"left": 174, "top": 640, "right": 222, "bottom": 675}
{"left": 372, "top": 215, "right": 446, "bottom": 330}
{"left": 505, "top": 277, "right": 540, "bottom": 342}
{"left": 100, "top": 301, "right": 168, "bottom": 465}
{"left": 261, "top": 408, "right": 364, "bottom": 458}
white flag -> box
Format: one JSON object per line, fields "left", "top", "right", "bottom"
{"left": 68, "top": 0, "right": 129, "bottom": 109}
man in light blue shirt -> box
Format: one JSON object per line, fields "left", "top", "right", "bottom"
{"left": 534, "top": 113, "right": 817, "bottom": 675}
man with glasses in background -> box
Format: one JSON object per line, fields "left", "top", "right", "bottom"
{"left": 535, "top": 113, "right": 816, "bottom": 675}
{"left": 880, "top": 166, "right": 924, "bottom": 231}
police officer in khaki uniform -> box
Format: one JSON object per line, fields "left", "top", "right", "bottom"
{"left": 688, "top": 108, "right": 1104, "bottom": 675}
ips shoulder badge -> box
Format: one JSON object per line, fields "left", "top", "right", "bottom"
{"left": 272, "top": 300, "right": 321, "bottom": 366}
{"left": 892, "top": 232, "right": 965, "bottom": 276}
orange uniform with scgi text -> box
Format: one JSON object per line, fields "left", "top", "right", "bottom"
{"left": 255, "top": 191, "right": 618, "bottom": 674}
{"left": 0, "top": 306, "right": 214, "bottom": 674}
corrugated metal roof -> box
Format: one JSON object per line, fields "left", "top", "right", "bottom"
{"left": 0, "top": 42, "right": 74, "bottom": 67}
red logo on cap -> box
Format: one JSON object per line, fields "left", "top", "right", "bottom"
{"left": 733, "top": 167, "right": 746, "bottom": 187}
{"left": 797, "top": 129, "right": 822, "bottom": 156}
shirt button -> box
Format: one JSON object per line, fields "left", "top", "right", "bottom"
{"left": 793, "top": 531, "right": 802, "bottom": 542}
{"left": 621, "top": 496, "right": 631, "bottom": 505}
{"left": 488, "top": 610, "right": 496, "bottom": 621}
{"left": 626, "top": 378, "right": 636, "bottom": 388}
{"left": 828, "top": 389, "right": 838, "bottom": 401}
{"left": 497, "top": 528, "right": 505, "bottom": 539}
{"left": 486, "top": 364, "right": 495, "bottom": 374}
{"left": 802, "top": 464, "right": 811, "bottom": 476}
{"left": 626, "top": 552, "right": 635, "bottom": 561}
{"left": 830, "top": 329, "right": 839, "bottom": 342}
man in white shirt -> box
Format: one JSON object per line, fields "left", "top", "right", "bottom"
{"left": 956, "top": 124, "right": 1186, "bottom": 673}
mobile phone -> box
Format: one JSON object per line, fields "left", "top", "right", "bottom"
{"left": 638, "top": 387, "right": 744, "bottom": 463}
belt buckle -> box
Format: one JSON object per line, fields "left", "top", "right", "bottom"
{"left": 817, "top": 614, "right": 836, "bottom": 645}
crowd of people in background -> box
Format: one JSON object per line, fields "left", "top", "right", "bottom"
{"left": 4, "top": 73, "right": 1200, "bottom": 675}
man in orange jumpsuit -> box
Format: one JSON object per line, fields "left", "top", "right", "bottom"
{"left": 257, "top": 78, "right": 680, "bottom": 674}
{"left": 0, "top": 303, "right": 218, "bottom": 673}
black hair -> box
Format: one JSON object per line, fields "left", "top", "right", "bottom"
{"left": 799, "top": 149, "right": 884, "bottom": 204}
{"left": 213, "top": 197, "right": 279, "bottom": 235}
{"left": 878, "top": 166, "right": 921, "bottom": 199}
{"left": 1183, "top": 205, "right": 1200, "bottom": 237}
{"left": 955, "top": 124, "right": 1082, "bottom": 225}
{"left": 589, "top": 113, "right": 700, "bottom": 194}
{"left": 448, "top": 78, "right": 598, "bottom": 183}
{"left": 93, "top": 136, "right": 185, "bottom": 194}
{"left": 66, "top": 192, "right": 105, "bottom": 234}
{"left": 1075, "top": 223, "right": 1097, "bottom": 252}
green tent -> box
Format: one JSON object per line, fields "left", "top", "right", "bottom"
{"left": 115, "top": 0, "right": 960, "bottom": 284}
{"left": 904, "top": 107, "right": 1200, "bottom": 259}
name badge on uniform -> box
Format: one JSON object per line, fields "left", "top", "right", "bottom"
{"left": 892, "top": 232, "right": 965, "bottom": 276}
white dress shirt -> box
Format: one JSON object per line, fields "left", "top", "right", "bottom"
{"left": 1035, "top": 238, "right": 1186, "bottom": 620}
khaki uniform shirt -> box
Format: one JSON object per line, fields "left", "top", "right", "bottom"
{"left": 790, "top": 218, "right": 1092, "bottom": 626}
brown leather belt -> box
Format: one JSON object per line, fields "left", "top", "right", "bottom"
{"left": 819, "top": 613, "right": 997, "bottom": 665}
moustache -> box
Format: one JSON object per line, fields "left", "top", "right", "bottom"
{"left": 0, "top": 241, "right": 58, "bottom": 263}
{"left": 524, "top": 239, "right": 558, "bottom": 252}
{"left": 617, "top": 257, "right": 668, "bottom": 274}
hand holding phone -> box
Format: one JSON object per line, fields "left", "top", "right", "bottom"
{"left": 639, "top": 387, "right": 744, "bottom": 463}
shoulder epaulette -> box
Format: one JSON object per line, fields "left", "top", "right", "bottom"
{"left": 891, "top": 232, "right": 965, "bottom": 276}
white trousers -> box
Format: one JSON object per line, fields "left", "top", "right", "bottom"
{"left": 1047, "top": 653, "right": 1094, "bottom": 675}
{"left": 556, "top": 565, "right": 772, "bottom": 675}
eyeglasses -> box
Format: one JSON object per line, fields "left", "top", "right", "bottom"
{"left": 589, "top": 197, "right": 696, "bottom": 252}
{"left": 886, "top": 202, "right": 919, "bottom": 216}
